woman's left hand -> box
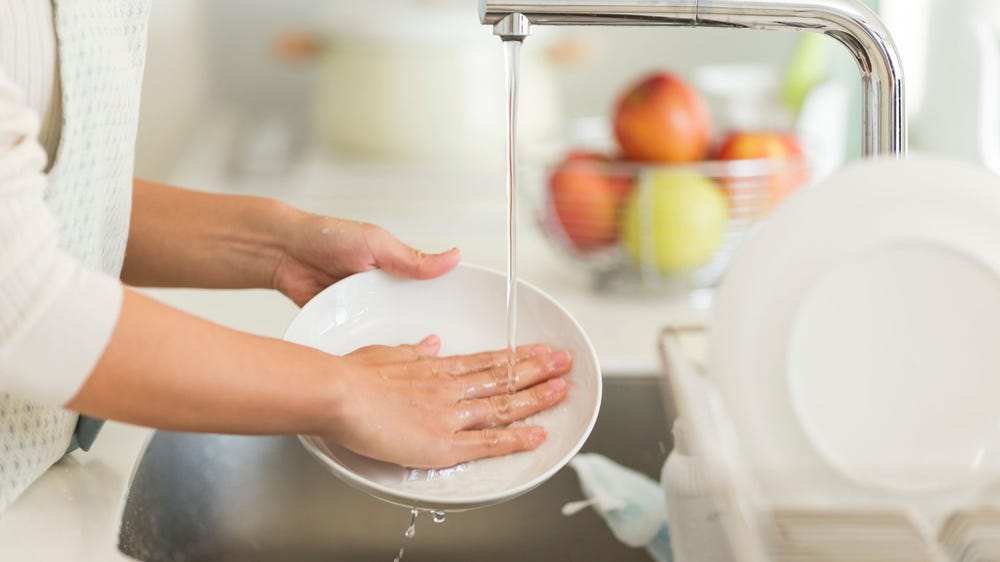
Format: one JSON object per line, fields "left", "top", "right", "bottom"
{"left": 273, "top": 214, "right": 461, "bottom": 306}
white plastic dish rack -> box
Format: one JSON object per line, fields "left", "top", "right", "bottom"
{"left": 658, "top": 326, "right": 1000, "bottom": 562}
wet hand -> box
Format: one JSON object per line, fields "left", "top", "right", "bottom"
{"left": 272, "top": 215, "right": 461, "bottom": 306}
{"left": 325, "top": 336, "right": 572, "bottom": 469}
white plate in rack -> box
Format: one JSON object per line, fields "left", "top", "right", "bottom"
{"left": 707, "top": 157, "right": 1000, "bottom": 514}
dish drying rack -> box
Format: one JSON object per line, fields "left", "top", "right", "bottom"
{"left": 658, "top": 327, "right": 1000, "bottom": 562}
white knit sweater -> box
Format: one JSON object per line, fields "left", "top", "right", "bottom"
{"left": 0, "top": 0, "right": 149, "bottom": 509}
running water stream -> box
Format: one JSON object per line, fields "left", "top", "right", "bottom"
{"left": 502, "top": 38, "right": 522, "bottom": 394}
{"left": 392, "top": 34, "right": 525, "bottom": 562}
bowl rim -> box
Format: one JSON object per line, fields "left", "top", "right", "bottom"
{"left": 286, "top": 262, "right": 603, "bottom": 510}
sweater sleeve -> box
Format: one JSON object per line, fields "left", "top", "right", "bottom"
{"left": 0, "top": 66, "right": 123, "bottom": 406}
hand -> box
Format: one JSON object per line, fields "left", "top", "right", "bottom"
{"left": 325, "top": 335, "right": 572, "bottom": 469}
{"left": 273, "top": 215, "right": 461, "bottom": 306}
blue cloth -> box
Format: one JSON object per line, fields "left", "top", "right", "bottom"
{"left": 66, "top": 415, "right": 105, "bottom": 453}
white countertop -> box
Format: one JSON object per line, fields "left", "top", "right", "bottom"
{"left": 0, "top": 422, "right": 150, "bottom": 561}
{"left": 0, "top": 121, "right": 708, "bottom": 561}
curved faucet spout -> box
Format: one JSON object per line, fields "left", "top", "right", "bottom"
{"left": 481, "top": 0, "right": 906, "bottom": 158}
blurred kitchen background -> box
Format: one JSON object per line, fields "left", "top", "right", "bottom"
{"left": 135, "top": 0, "right": 1000, "bottom": 375}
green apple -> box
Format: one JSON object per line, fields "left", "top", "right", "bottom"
{"left": 621, "top": 170, "right": 729, "bottom": 274}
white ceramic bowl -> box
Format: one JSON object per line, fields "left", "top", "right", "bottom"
{"left": 284, "top": 263, "right": 602, "bottom": 512}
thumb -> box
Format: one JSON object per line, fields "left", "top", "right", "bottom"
{"left": 368, "top": 229, "right": 461, "bottom": 280}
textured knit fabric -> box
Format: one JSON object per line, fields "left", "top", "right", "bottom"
{"left": 0, "top": 0, "right": 151, "bottom": 511}
{"left": 0, "top": 0, "right": 61, "bottom": 168}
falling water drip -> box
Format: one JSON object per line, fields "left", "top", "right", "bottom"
{"left": 404, "top": 508, "right": 419, "bottom": 538}
{"left": 393, "top": 508, "right": 420, "bottom": 562}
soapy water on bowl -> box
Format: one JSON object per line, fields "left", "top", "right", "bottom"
{"left": 404, "top": 463, "right": 469, "bottom": 483}
{"left": 394, "top": 403, "right": 572, "bottom": 497}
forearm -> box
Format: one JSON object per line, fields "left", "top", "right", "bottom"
{"left": 66, "top": 288, "right": 340, "bottom": 435}
{"left": 122, "top": 179, "right": 303, "bottom": 289}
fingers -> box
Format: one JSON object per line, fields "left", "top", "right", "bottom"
{"left": 458, "top": 377, "right": 569, "bottom": 430}
{"left": 448, "top": 425, "right": 548, "bottom": 464}
{"left": 349, "top": 335, "right": 441, "bottom": 363}
{"left": 365, "top": 225, "right": 461, "bottom": 280}
{"left": 429, "top": 344, "right": 552, "bottom": 377}
{"left": 349, "top": 339, "right": 561, "bottom": 379}
{"left": 458, "top": 350, "right": 572, "bottom": 399}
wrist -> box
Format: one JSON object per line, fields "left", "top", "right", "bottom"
{"left": 260, "top": 198, "right": 307, "bottom": 254}
{"left": 298, "top": 347, "right": 351, "bottom": 436}
{"left": 240, "top": 197, "right": 308, "bottom": 290}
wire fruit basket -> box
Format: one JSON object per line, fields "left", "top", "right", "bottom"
{"left": 538, "top": 152, "right": 810, "bottom": 299}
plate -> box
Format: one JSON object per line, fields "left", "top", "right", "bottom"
{"left": 284, "top": 263, "right": 602, "bottom": 511}
{"left": 707, "top": 157, "right": 1000, "bottom": 514}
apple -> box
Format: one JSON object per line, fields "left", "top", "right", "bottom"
{"left": 612, "top": 72, "right": 712, "bottom": 163}
{"left": 621, "top": 170, "right": 728, "bottom": 274}
{"left": 548, "top": 151, "right": 633, "bottom": 252}
{"left": 715, "top": 131, "right": 809, "bottom": 210}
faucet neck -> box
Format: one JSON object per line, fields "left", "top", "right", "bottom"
{"left": 482, "top": 0, "right": 907, "bottom": 158}
{"left": 699, "top": 0, "right": 906, "bottom": 157}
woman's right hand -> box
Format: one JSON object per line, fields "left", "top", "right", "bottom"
{"left": 323, "top": 335, "right": 572, "bottom": 469}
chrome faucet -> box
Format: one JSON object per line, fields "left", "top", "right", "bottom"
{"left": 481, "top": 0, "right": 906, "bottom": 158}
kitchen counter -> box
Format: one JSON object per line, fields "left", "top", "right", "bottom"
{"left": 0, "top": 422, "right": 150, "bottom": 561}
{"left": 0, "top": 120, "right": 708, "bottom": 560}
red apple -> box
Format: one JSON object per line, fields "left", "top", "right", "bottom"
{"left": 612, "top": 72, "right": 712, "bottom": 163}
{"left": 548, "top": 151, "right": 633, "bottom": 252}
{"left": 715, "top": 131, "right": 809, "bottom": 211}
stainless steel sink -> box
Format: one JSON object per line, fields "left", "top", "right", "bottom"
{"left": 118, "top": 377, "right": 673, "bottom": 561}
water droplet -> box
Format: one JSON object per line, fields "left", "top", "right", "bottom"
{"left": 394, "top": 546, "right": 404, "bottom": 562}
{"left": 404, "top": 508, "right": 419, "bottom": 539}
{"left": 432, "top": 511, "right": 446, "bottom": 524}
